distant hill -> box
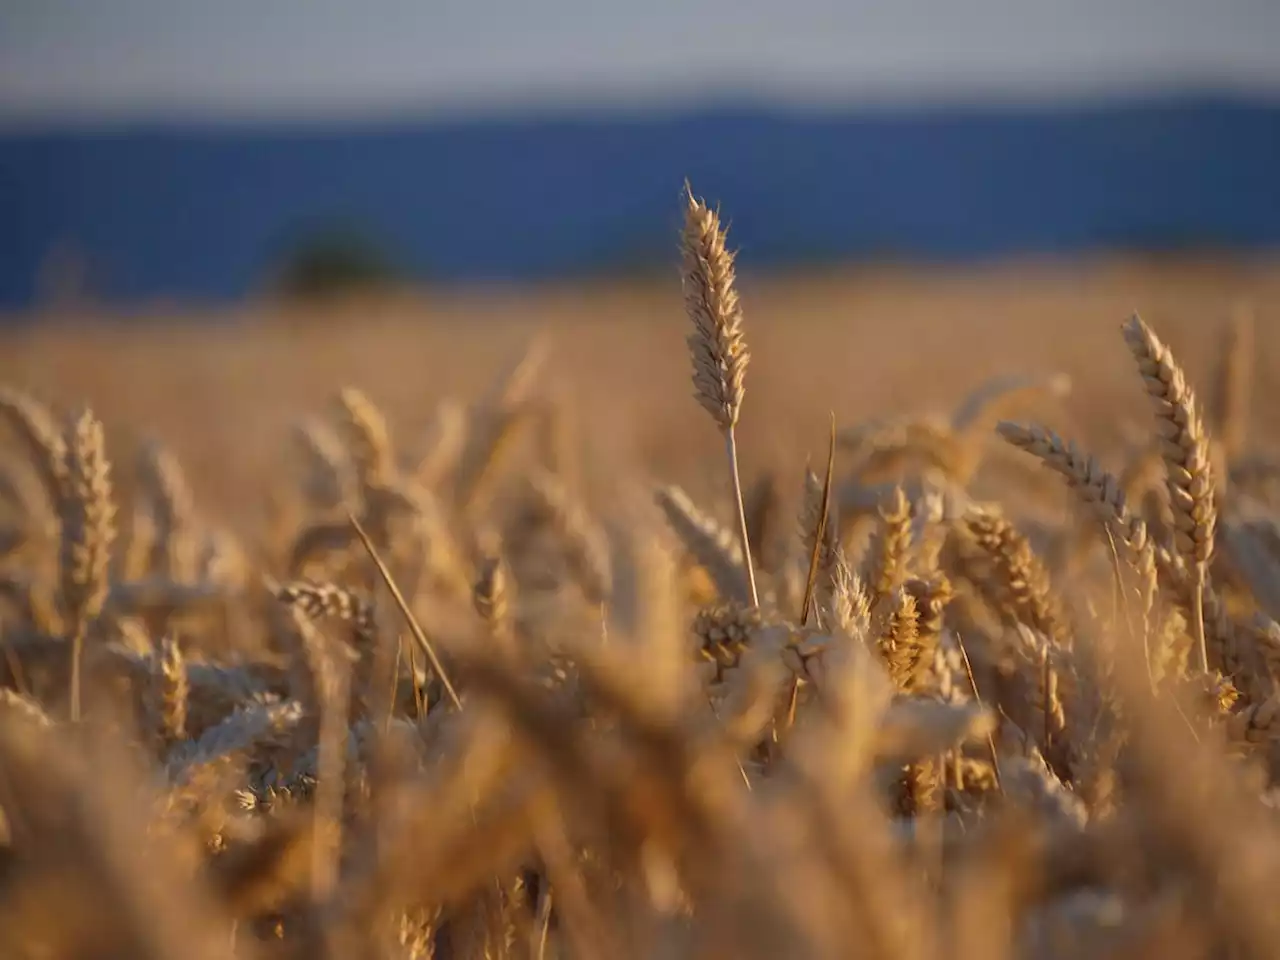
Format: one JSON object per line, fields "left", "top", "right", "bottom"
{"left": 2, "top": 96, "right": 1278, "bottom": 309}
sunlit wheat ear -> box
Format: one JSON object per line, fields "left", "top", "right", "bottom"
{"left": 681, "top": 183, "right": 758, "bottom": 607}
{"left": 136, "top": 439, "right": 199, "bottom": 582}
{"left": 58, "top": 406, "right": 117, "bottom": 722}
{"left": 473, "top": 552, "right": 515, "bottom": 649}
{"left": 150, "top": 634, "right": 188, "bottom": 747}
{"left": 682, "top": 188, "right": 748, "bottom": 431}
{"left": 272, "top": 579, "right": 377, "bottom": 649}
{"left": 1121, "top": 315, "right": 1216, "bottom": 568}
{"left": 828, "top": 554, "right": 872, "bottom": 639}
{"left": 996, "top": 421, "right": 1158, "bottom": 630}
{"left": 962, "top": 507, "right": 1068, "bottom": 647}
{"left": 290, "top": 416, "right": 359, "bottom": 509}
{"left": 528, "top": 470, "right": 613, "bottom": 605}
{"left": 654, "top": 484, "right": 748, "bottom": 604}
{"left": 868, "top": 486, "right": 912, "bottom": 606}
{"left": 1122, "top": 314, "right": 1217, "bottom": 674}
{"left": 416, "top": 397, "right": 468, "bottom": 491}
{"left": 0, "top": 386, "right": 69, "bottom": 508}
{"left": 333, "top": 386, "right": 396, "bottom": 493}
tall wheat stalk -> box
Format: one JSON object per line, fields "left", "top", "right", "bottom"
{"left": 681, "top": 183, "right": 758, "bottom": 607}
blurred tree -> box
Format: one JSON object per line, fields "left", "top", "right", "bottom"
{"left": 272, "top": 227, "right": 406, "bottom": 301}
{"left": 36, "top": 240, "right": 92, "bottom": 310}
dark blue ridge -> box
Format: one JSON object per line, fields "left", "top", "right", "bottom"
{"left": 2, "top": 96, "right": 1278, "bottom": 310}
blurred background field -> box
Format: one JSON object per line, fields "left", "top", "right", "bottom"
{"left": 0, "top": 261, "right": 1277, "bottom": 527}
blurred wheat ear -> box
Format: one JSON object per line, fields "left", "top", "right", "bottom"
{"left": 58, "top": 406, "right": 116, "bottom": 722}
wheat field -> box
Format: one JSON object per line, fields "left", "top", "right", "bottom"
{"left": 2, "top": 193, "right": 1280, "bottom": 959}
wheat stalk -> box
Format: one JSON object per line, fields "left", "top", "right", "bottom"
{"left": 1121, "top": 314, "right": 1217, "bottom": 674}
{"left": 57, "top": 407, "right": 116, "bottom": 722}
{"left": 681, "top": 184, "right": 758, "bottom": 608}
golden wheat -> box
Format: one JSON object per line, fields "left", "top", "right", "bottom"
{"left": 0, "top": 195, "right": 1278, "bottom": 960}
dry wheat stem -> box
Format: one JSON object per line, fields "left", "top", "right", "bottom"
{"left": 347, "top": 510, "right": 463, "bottom": 710}
{"left": 725, "top": 432, "right": 759, "bottom": 608}
{"left": 801, "top": 415, "right": 838, "bottom": 628}
{"left": 953, "top": 631, "right": 1003, "bottom": 792}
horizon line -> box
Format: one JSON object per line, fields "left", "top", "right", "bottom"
{"left": 2, "top": 85, "right": 1278, "bottom": 135}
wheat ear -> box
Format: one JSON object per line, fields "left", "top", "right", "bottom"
{"left": 654, "top": 484, "right": 746, "bottom": 603}
{"left": 136, "top": 439, "right": 199, "bottom": 582}
{"left": 58, "top": 407, "right": 116, "bottom": 722}
{"left": 473, "top": 552, "right": 515, "bottom": 650}
{"left": 996, "top": 422, "right": 1160, "bottom": 654}
{"left": 0, "top": 387, "right": 69, "bottom": 508}
{"left": 681, "top": 183, "right": 757, "bottom": 607}
{"left": 1122, "top": 314, "right": 1216, "bottom": 674}
{"left": 333, "top": 386, "right": 396, "bottom": 494}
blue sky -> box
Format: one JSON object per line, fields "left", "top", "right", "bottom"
{"left": 3, "top": 0, "right": 1279, "bottom": 125}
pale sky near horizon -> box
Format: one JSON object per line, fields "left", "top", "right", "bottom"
{"left": 2, "top": 0, "right": 1279, "bottom": 126}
